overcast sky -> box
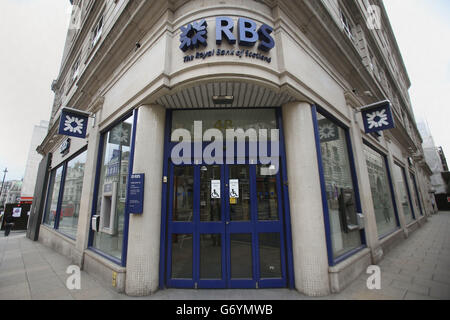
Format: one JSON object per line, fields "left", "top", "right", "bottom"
{"left": 0, "top": 0, "right": 70, "bottom": 181}
{"left": 0, "top": 0, "right": 449, "bottom": 181}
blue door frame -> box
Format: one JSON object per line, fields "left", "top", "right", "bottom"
{"left": 161, "top": 108, "right": 293, "bottom": 289}
{"left": 166, "top": 156, "right": 287, "bottom": 289}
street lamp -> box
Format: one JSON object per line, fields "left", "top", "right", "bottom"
{"left": 0, "top": 168, "right": 7, "bottom": 209}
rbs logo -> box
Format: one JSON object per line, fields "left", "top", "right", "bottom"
{"left": 180, "top": 17, "right": 275, "bottom": 52}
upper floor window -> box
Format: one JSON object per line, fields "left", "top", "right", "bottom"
{"left": 92, "top": 15, "right": 103, "bottom": 48}
{"left": 71, "top": 57, "right": 81, "bottom": 81}
{"left": 340, "top": 10, "right": 353, "bottom": 41}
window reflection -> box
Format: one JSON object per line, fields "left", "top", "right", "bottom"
{"left": 410, "top": 173, "right": 423, "bottom": 216}
{"left": 392, "top": 164, "right": 414, "bottom": 224}
{"left": 230, "top": 234, "right": 252, "bottom": 279}
{"left": 171, "top": 109, "right": 277, "bottom": 142}
{"left": 173, "top": 166, "right": 194, "bottom": 222}
{"left": 58, "top": 151, "right": 87, "bottom": 239}
{"left": 200, "top": 166, "right": 221, "bottom": 222}
{"left": 259, "top": 233, "right": 281, "bottom": 278}
{"left": 43, "top": 167, "right": 63, "bottom": 227}
{"left": 257, "top": 165, "right": 279, "bottom": 221}
{"left": 229, "top": 166, "right": 251, "bottom": 221}
{"left": 363, "top": 144, "right": 397, "bottom": 237}
{"left": 172, "top": 234, "right": 193, "bottom": 279}
{"left": 200, "top": 234, "right": 222, "bottom": 279}
{"left": 317, "top": 113, "right": 362, "bottom": 260}
{"left": 92, "top": 116, "right": 133, "bottom": 260}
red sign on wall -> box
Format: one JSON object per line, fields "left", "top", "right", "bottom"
{"left": 447, "top": 197, "right": 450, "bottom": 203}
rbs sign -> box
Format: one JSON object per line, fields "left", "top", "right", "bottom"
{"left": 180, "top": 17, "right": 275, "bottom": 53}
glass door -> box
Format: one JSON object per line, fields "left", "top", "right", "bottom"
{"left": 226, "top": 163, "right": 287, "bottom": 289}
{"left": 167, "top": 161, "right": 287, "bottom": 289}
{"left": 198, "top": 164, "right": 226, "bottom": 288}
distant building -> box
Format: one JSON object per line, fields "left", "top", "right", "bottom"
{"left": 0, "top": 181, "right": 13, "bottom": 208}
{"left": 417, "top": 120, "right": 450, "bottom": 210}
{"left": 21, "top": 120, "right": 49, "bottom": 203}
{"left": 0, "top": 180, "right": 22, "bottom": 208}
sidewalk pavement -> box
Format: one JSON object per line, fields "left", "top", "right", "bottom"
{"left": 1, "top": 212, "right": 449, "bottom": 300}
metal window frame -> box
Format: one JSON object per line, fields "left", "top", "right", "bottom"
{"left": 311, "top": 105, "right": 366, "bottom": 267}
{"left": 393, "top": 162, "right": 416, "bottom": 222}
{"left": 362, "top": 140, "right": 401, "bottom": 239}
{"left": 87, "top": 110, "right": 138, "bottom": 267}
{"left": 158, "top": 107, "right": 295, "bottom": 289}
{"left": 409, "top": 171, "right": 424, "bottom": 217}
{"left": 54, "top": 147, "right": 88, "bottom": 240}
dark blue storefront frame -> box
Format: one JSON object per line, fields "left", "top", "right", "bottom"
{"left": 396, "top": 163, "right": 416, "bottom": 222}
{"left": 311, "top": 105, "right": 366, "bottom": 267}
{"left": 166, "top": 160, "right": 287, "bottom": 289}
{"left": 87, "top": 109, "right": 138, "bottom": 267}
{"left": 410, "top": 172, "right": 424, "bottom": 217}
{"left": 159, "top": 107, "right": 294, "bottom": 290}
{"left": 362, "top": 140, "right": 401, "bottom": 239}
{"left": 41, "top": 147, "right": 88, "bottom": 241}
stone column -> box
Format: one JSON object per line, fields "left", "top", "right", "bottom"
{"left": 349, "top": 112, "right": 383, "bottom": 263}
{"left": 282, "top": 102, "right": 330, "bottom": 296}
{"left": 74, "top": 111, "right": 102, "bottom": 266}
{"left": 125, "top": 104, "right": 166, "bottom": 296}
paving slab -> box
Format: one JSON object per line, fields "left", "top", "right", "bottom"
{"left": 0, "top": 212, "right": 449, "bottom": 300}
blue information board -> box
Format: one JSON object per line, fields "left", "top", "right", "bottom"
{"left": 128, "top": 174, "right": 144, "bottom": 214}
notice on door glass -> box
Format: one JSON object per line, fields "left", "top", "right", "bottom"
{"left": 12, "top": 208, "right": 22, "bottom": 218}
{"left": 229, "top": 179, "right": 239, "bottom": 198}
{"left": 211, "top": 180, "right": 221, "bottom": 199}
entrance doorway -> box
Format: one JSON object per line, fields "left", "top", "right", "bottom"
{"left": 167, "top": 162, "right": 286, "bottom": 288}
{"left": 163, "top": 108, "right": 290, "bottom": 289}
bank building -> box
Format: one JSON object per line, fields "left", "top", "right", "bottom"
{"left": 27, "top": 0, "right": 434, "bottom": 297}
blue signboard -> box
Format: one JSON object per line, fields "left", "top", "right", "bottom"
{"left": 128, "top": 173, "right": 145, "bottom": 214}
{"left": 58, "top": 108, "right": 89, "bottom": 139}
{"left": 180, "top": 16, "right": 275, "bottom": 55}
{"left": 361, "top": 100, "right": 395, "bottom": 134}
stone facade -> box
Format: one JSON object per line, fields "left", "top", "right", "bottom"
{"left": 35, "top": 0, "right": 433, "bottom": 297}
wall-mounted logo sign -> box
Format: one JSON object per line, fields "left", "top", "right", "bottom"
{"left": 180, "top": 16, "right": 275, "bottom": 64}
{"left": 58, "top": 107, "right": 90, "bottom": 139}
{"left": 361, "top": 100, "right": 395, "bottom": 134}
{"left": 180, "top": 19, "right": 208, "bottom": 52}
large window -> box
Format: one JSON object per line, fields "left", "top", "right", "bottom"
{"left": 315, "top": 110, "right": 363, "bottom": 263}
{"left": 42, "top": 149, "right": 87, "bottom": 240}
{"left": 363, "top": 144, "right": 398, "bottom": 238}
{"left": 171, "top": 109, "right": 277, "bottom": 141}
{"left": 91, "top": 115, "right": 134, "bottom": 261}
{"left": 58, "top": 152, "right": 87, "bottom": 239}
{"left": 392, "top": 163, "right": 415, "bottom": 224}
{"left": 43, "top": 167, "right": 63, "bottom": 227}
{"left": 410, "top": 172, "right": 424, "bottom": 217}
